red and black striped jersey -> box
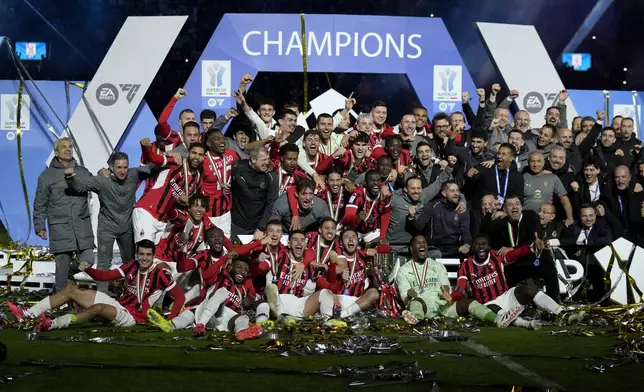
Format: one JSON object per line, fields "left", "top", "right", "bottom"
{"left": 344, "top": 186, "right": 392, "bottom": 233}
{"left": 212, "top": 266, "right": 256, "bottom": 312}
{"left": 330, "top": 150, "right": 376, "bottom": 179}
{"left": 118, "top": 260, "right": 176, "bottom": 323}
{"left": 202, "top": 149, "right": 240, "bottom": 217}
{"left": 155, "top": 216, "right": 212, "bottom": 262}
{"left": 274, "top": 254, "right": 313, "bottom": 297}
{"left": 457, "top": 252, "right": 508, "bottom": 304}
{"left": 135, "top": 165, "right": 202, "bottom": 221}
{"left": 314, "top": 187, "right": 354, "bottom": 224}
{"left": 338, "top": 251, "right": 369, "bottom": 297}
{"left": 276, "top": 164, "right": 310, "bottom": 197}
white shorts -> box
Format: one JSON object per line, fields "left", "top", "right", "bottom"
{"left": 337, "top": 295, "right": 359, "bottom": 310}
{"left": 209, "top": 212, "right": 231, "bottom": 239}
{"left": 359, "top": 229, "right": 381, "bottom": 243}
{"left": 133, "top": 208, "right": 168, "bottom": 244}
{"left": 212, "top": 306, "right": 238, "bottom": 331}
{"left": 485, "top": 287, "right": 521, "bottom": 311}
{"left": 93, "top": 291, "right": 136, "bottom": 327}
{"left": 279, "top": 294, "right": 309, "bottom": 318}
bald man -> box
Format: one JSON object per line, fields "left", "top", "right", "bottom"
{"left": 535, "top": 203, "right": 571, "bottom": 302}
{"left": 557, "top": 128, "right": 581, "bottom": 173}
{"left": 601, "top": 165, "right": 644, "bottom": 246}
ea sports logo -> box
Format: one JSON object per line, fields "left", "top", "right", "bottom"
{"left": 96, "top": 83, "right": 119, "bottom": 106}
{"left": 523, "top": 92, "right": 544, "bottom": 114}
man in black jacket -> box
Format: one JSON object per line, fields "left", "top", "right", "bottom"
{"left": 466, "top": 143, "right": 524, "bottom": 209}
{"left": 413, "top": 181, "right": 471, "bottom": 259}
{"left": 230, "top": 146, "right": 278, "bottom": 240}
{"left": 536, "top": 203, "right": 573, "bottom": 302}
{"left": 487, "top": 194, "right": 539, "bottom": 287}
{"left": 600, "top": 165, "right": 644, "bottom": 247}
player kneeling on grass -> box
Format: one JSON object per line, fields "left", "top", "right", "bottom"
{"left": 317, "top": 228, "right": 383, "bottom": 319}
{"left": 452, "top": 234, "right": 584, "bottom": 329}
{"left": 148, "top": 254, "right": 273, "bottom": 341}
{"left": 263, "top": 231, "right": 338, "bottom": 325}
{"left": 7, "top": 240, "right": 185, "bottom": 331}
{"left": 396, "top": 235, "right": 499, "bottom": 325}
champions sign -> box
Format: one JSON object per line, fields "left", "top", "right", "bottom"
{"left": 172, "top": 13, "right": 476, "bottom": 117}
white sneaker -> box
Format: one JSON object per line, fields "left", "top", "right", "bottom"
{"left": 495, "top": 304, "right": 525, "bottom": 328}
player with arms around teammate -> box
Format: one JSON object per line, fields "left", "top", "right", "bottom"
{"left": 7, "top": 240, "right": 185, "bottom": 331}
{"left": 452, "top": 234, "right": 584, "bottom": 329}
{"left": 395, "top": 235, "right": 499, "bottom": 325}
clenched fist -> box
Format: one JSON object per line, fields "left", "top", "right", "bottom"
{"left": 174, "top": 88, "right": 187, "bottom": 99}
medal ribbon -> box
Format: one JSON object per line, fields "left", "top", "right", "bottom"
{"left": 207, "top": 151, "right": 228, "bottom": 190}
{"left": 412, "top": 259, "right": 429, "bottom": 291}
{"left": 327, "top": 190, "right": 343, "bottom": 221}
{"left": 136, "top": 267, "right": 151, "bottom": 309}
{"left": 364, "top": 193, "right": 380, "bottom": 221}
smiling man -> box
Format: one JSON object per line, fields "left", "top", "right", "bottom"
{"left": 271, "top": 179, "right": 330, "bottom": 234}
{"left": 65, "top": 151, "right": 154, "bottom": 293}
{"left": 396, "top": 235, "right": 499, "bottom": 326}
{"left": 8, "top": 240, "right": 185, "bottom": 332}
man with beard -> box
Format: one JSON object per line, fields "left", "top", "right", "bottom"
{"left": 523, "top": 151, "right": 574, "bottom": 225}
{"left": 356, "top": 155, "right": 399, "bottom": 189}
{"left": 34, "top": 137, "right": 95, "bottom": 292}
{"left": 389, "top": 113, "right": 426, "bottom": 155}
{"left": 467, "top": 132, "right": 495, "bottom": 168}
{"left": 557, "top": 128, "right": 581, "bottom": 173}
{"left": 376, "top": 135, "right": 413, "bottom": 176}
{"left": 449, "top": 111, "right": 468, "bottom": 147}
{"left": 569, "top": 157, "right": 610, "bottom": 215}
{"left": 344, "top": 169, "right": 392, "bottom": 243}
{"left": 536, "top": 124, "right": 558, "bottom": 159}
{"left": 467, "top": 143, "right": 524, "bottom": 208}
{"left": 487, "top": 195, "right": 540, "bottom": 287}
{"left": 428, "top": 113, "right": 459, "bottom": 159}
{"left": 318, "top": 228, "right": 383, "bottom": 319}
{"left": 512, "top": 109, "right": 538, "bottom": 143}
{"left": 271, "top": 179, "right": 330, "bottom": 234}
{"left": 250, "top": 219, "right": 288, "bottom": 288}
{"left": 388, "top": 163, "right": 456, "bottom": 256}
{"left": 225, "top": 122, "right": 260, "bottom": 161}
{"left": 615, "top": 117, "right": 641, "bottom": 154}
{"left": 397, "top": 235, "right": 499, "bottom": 326}
{"left": 407, "top": 142, "right": 443, "bottom": 188}
{"left": 133, "top": 143, "right": 205, "bottom": 244}
{"left": 202, "top": 128, "right": 240, "bottom": 238}
{"left": 601, "top": 165, "right": 644, "bottom": 246}
{"left": 594, "top": 127, "right": 627, "bottom": 175}
{"left": 508, "top": 129, "right": 535, "bottom": 171}
{"left": 8, "top": 240, "right": 185, "bottom": 332}
{"left": 230, "top": 146, "right": 278, "bottom": 240}
{"left": 453, "top": 234, "right": 583, "bottom": 328}
{"left": 155, "top": 89, "right": 200, "bottom": 157}
{"left": 536, "top": 203, "right": 573, "bottom": 302}
{"left": 413, "top": 106, "right": 431, "bottom": 136}
{"left": 264, "top": 231, "right": 337, "bottom": 320}
{"left": 546, "top": 146, "right": 577, "bottom": 221}
{"left": 413, "top": 181, "right": 471, "bottom": 259}
{"left": 544, "top": 90, "right": 569, "bottom": 128}
{"left": 612, "top": 115, "right": 623, "bottom": 135}
{"left": 575, "top": 112, "right": 603, "bottom": 146}
{"left": 65, "top": 152, "right": 152, "bottom": 293}
{"left": 298, "top": 130, "right": 327, "bottom": 174}
{"left": 296, "top": 114, "right": 348, "bottom": 179}
{"left": 314, "top": 171, "right": 354, "bottom": 226}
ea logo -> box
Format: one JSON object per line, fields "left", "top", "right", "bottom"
{"left": 523, "top": 92, "right": 544, "bottom": 114}
{"left": 6, "top": 132, "right": 15, "bottom": 141}
{"left": 207, "top": 98, "right": 216, "bottom": 107}
{"left": 96, "top": 83, "right": 119, "bottom": 106}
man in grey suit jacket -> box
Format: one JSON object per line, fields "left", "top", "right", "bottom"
{"left": 33, "top": 137, "right": 95, "bottom": 292}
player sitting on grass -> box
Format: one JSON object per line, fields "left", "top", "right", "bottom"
{"left": 147, "top": 233, "right": 273, "bottom": 340}
{"left": 7, "top": 240, "right": 185, "bottom": 331}
{"left": 316, "top": 228, "right": 384, "bottom": 319}
{"left": 396, "top": 235, "right": 499, "bottom": 326}
{"left": 452, "top": 234, "right": 585, "bottom": 329}
{"left": 263, "top": 230, "right": 339, "bottom": 326}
